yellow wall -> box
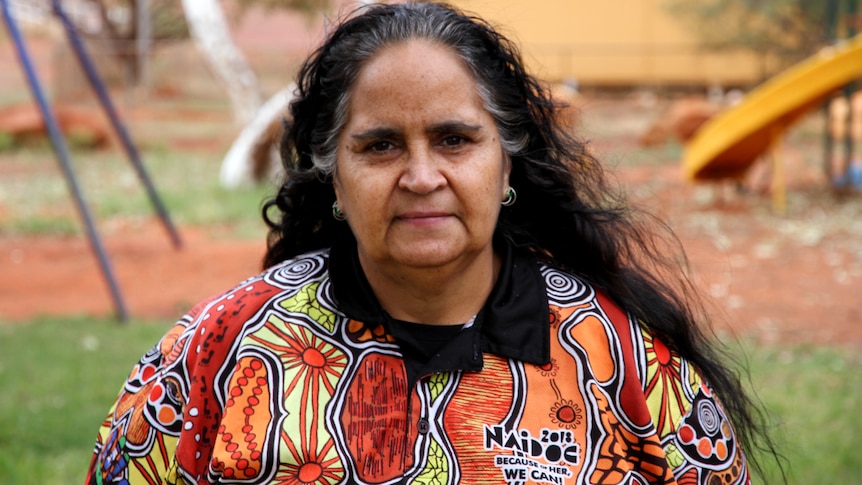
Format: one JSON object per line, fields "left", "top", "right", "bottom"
{"left": 452, "top": 0, "right": 772, "bottom": 87}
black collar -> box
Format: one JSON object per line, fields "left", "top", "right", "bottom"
{"left": 329, "top": 235, "right": 550, "bottom": 369}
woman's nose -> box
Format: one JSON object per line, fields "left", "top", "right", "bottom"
{"left": 398, "top": 147, "right": 446, "bottom": 194}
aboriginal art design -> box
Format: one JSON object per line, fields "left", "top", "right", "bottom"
{"left": 86, "top": 252, "right": 749, "bottom": 484}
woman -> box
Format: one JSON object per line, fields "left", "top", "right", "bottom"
{"left": 86, "top": 2, "right": 778, "bottom": 484}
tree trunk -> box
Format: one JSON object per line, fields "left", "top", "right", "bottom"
{"left": 220, "top": 85, "right": 294, "bottom": 187}
{"left": 180, "top": 0, "right": 263, "bottom": 125}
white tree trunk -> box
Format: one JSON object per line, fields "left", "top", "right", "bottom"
{"left": 181, "top": 0, "right": 263, "bottom": 125}
{"left": 220, "top": 85, "right": 294, "bottom": 187}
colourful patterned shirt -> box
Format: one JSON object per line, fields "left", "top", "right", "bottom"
{"left": 86, "top": 240, "right": 749, "bottom": 484}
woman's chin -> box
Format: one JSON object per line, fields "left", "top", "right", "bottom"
{"left": 384, "top": 240, "right": 490, "bottom": 271}
{"left": 389, "top": 247, "right": 462, "bottom": 269}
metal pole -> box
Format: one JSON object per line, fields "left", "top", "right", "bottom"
{"left": 136, "top": 0, "right": 151, "bottom": 93}
{"left": 824, "top": 103, "right": 835, "bottom": 185}
{"left": 823, "top": 0, "right": 838, "bottom": 187}
{"left": 51, "top": 0, "right": 183, "bottom": 249}
{"left": 847, "top": 0, "right": 859, "bottom": 189}
{"left": 825, "top": 0, "right": 840, "bottom": 185}
{"left": 840, "top": 85, "right": 855, "bottom": 188}
{"left": 826, "top": 0, "right": 840, "bottom": 41}
{"left": 1, "top": 0, "right": 129, "bottom": 322}
{"left": 834, "top": 0, "right": 860, "bottom": 188}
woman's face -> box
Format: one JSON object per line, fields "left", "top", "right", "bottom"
{"left": 334, "top": 39, "right": 510, "bottom": 275}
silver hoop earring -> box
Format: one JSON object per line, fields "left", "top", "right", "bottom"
{"left": 502, "top": 186, "right": 517, "bottom": 207}
{"left": 332, "top": 201, "right": 346, "bottom": 221}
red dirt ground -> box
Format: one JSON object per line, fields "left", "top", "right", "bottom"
{"left": 0, "top": 222, "right": 266, "bottom": 322}
{"left": 1, "top": 155, "right": 860, "bottom": 347}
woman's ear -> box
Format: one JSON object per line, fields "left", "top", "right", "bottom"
{"left": 502, "top": 155, "right": 512, "bottom": 193}
{"left": 332, "top": 168, "right": 342, "bottom": 202}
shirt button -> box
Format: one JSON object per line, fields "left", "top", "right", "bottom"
{"left": 417, "top": 418, "right": 430, "bottom": 434}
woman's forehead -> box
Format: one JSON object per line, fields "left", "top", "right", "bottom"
{"left": 341, "top": 41, "right": 489, "bottom": 130}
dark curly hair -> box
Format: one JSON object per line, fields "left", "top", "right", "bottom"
{"left": 261, "top": 2, "right": 782, "bottom": 478}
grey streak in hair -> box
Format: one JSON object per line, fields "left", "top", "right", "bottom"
{"left": 310, "top": 4, "right": 530, "bottom": 176}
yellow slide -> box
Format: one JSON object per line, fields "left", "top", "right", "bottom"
{"left": 682, "top": 34, "right": 862, "bottom": 181}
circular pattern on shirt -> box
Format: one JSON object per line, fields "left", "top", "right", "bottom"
{"left": 146, "top": 376, "right": 184, "bottom": 433}
{"left": 550, "top": 399, "right": 583, "bottom": 429}
{"left": 541, "top": 267, "right": 590, "bottom": 304}
{"left": 676, "top": 389, "right": 735, "bottom": 466}
{"left": 268, "top": 254, "right": 327, "bottom": 287}
{"left": 298, "top": 462, "right": 324, "bottom": 482}
{"left": 697, "top": 400, "right": 720, "bottom": 436}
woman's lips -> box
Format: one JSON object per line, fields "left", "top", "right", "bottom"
{"left": 396, "top": 211, "right": 451, "bottom": 225}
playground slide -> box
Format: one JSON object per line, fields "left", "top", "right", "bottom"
{"left": 682, "top": 34, "right": 862, "bottom": 180}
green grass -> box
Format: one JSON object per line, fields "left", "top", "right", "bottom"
{"left": 0, "top": 146, "right": 275, "bottom": 240}
{"left": 0, "top": 317, "right": 170, "bottom": 483}
{"left": 744, "top": 343, "right": 862, "bottom": 483}
{"left": 0, "top": 317, "right": 859, "bottom": 483}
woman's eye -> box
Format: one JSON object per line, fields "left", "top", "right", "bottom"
{"left": 441, "top": 135, "right": 467, "bottom": 147}
{"left": 368, "top": 140, "right": 394, "bottom": 152}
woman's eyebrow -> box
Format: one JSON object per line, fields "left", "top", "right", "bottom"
{"left": 427, "top": 121, "right": 482, "bottom": 134}
{"left": 351, "top": 127, "right": 400, "bottom": 141}
{"left": 350, "top": 122, "right": 482, "bottom": 141}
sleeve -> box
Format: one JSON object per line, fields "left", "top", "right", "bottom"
{"left": 84, "top": 316, "right": 196, "bottom": 485}
{"left": 85, "top": 273, "right": 283, "bottom": 485}
{"left": 84, "top": 289, "right": 247, "bottom": 485}
{"left": 637, "top": 325, "right": 752, "bottom": 485}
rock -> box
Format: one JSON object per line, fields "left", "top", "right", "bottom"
{"left": 0, "top": 103, "right": 112, "bottom": 149}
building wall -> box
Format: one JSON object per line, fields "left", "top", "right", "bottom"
{"left": 452, "top": 0, "right": 775, "bottom": 88}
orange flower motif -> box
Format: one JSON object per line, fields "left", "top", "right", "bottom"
{"left": 549, "top": 399, "right": 583, "bottom": 429}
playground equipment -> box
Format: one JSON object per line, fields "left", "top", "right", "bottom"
{"left": 682, "top": 34, "right": 862, "bottom": 181}
{"left": 683, "top": 0, "right": 862, "bottom": 212}
{"left": 681, "top": 33, "right": 862, "bottom": 212}
{"left": 1, "top": 0, "right": 182, "bottom": 322}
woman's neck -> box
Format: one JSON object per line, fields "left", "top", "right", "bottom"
{"left": 359, "top": 249, "right": 500, "bottom": 325}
